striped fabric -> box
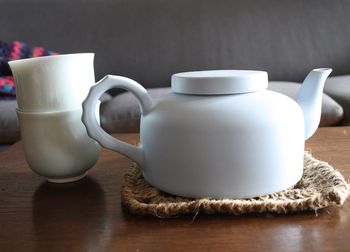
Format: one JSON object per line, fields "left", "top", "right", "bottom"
{"left": 0, "top": 40, "right": 58, "bottom": 97}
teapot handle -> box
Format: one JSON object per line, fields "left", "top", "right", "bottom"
{"left": 82, "top": 75, "right": 154, "bottom": 166}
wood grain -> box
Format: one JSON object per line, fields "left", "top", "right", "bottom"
{"left": 0, "top": 128, "right": 350, "bottom": 251}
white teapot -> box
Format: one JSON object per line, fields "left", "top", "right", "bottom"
{"left": 82, "top": 69, "right": 332, "bottom": 199}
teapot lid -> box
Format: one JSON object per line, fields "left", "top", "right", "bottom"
{"left": 171, "top": 70, "right": 268, "bottom": 95}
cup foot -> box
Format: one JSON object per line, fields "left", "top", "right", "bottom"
{"left": 46, "top": 172, "right": 88, "bottom": 183}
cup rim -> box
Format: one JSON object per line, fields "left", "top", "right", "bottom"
{"left": 9, "top": 53, "right": 94, "bottom": 65}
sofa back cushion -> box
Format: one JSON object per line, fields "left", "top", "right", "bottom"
{"left": 1, "top": 0, "right": 350, "bottom": 91}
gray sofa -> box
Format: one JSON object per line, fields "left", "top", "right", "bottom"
{"left": 1, "top": 0, "right": 350, "bottom": 144}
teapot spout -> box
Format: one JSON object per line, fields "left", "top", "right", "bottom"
{"left": 295, "top": 68, "right": 332, "bottom": 140}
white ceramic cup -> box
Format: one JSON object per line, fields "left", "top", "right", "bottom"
{"left": 16, "top": 108, "right": 100, "bottom": 183}
{"left": 9, "top": 53, "right": 95, "bottom": 112}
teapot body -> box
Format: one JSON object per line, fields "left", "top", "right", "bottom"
{"left": 140, "top": 90, "right": 305, "bottom": 198}
{"left": 82, "top": 69, "right": 332, "bottom": 199}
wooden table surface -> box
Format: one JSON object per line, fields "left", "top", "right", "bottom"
{"left": 1, "top": 127, "right": 350, "bottom": 251}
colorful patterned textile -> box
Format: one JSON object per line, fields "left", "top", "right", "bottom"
{"left": 0, "top": 40, "right": 58, "bottom": 97}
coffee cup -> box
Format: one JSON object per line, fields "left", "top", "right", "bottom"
{"left": 10, "top": 53, "right": 101, "bottom": 182}
{"left": 16, "top": 108, "right": 100, "bottom": 182}
{"left": 9, "top": 53, "right": 95, "bottom": 112}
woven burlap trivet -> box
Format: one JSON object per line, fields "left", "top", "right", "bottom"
{"left": 121, "top": 152, "right": 350, "bottom": 217}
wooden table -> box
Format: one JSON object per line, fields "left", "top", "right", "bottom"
{"left": 1, "top": 127, "right": 350, "bottom": 251}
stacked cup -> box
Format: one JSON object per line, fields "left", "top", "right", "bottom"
{"left": 9, "top": 53, "right": 100, "bottom": 183}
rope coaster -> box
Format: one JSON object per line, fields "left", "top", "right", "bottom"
{"left": 121, "top": 152, "right": 350, "bottom": 217}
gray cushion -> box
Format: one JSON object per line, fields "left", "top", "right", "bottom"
{"left": 0, "top": 100, "right": 20, "bottom": 144}
{"left": 100, "top": 88, "right": 171, "bottom": 133}
{"left": 101, "top": 82, "right": 344, "bottom": 133}
{"left": 324, "top": 75, "right": 350, "bottom": 125}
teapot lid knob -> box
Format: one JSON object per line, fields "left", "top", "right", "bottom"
{"left": 171, "top": 70, "right": 268, "bottom": 95}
